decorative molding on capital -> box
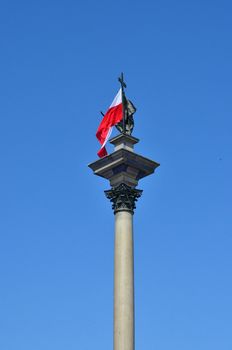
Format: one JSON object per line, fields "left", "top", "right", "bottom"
{"left": 105, "top": 183, "right": 142, "bottom": 214}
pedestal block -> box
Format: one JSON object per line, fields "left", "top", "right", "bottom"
{"left": 89, "top": 135, "right": 159, "bottom": 188}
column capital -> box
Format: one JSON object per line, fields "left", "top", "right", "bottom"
{"left": 105, "top": 183, "right": 142, "bottom": 214}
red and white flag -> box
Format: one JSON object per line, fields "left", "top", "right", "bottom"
{"left": 96, "top": 89, "right": 123, "bottom": 158}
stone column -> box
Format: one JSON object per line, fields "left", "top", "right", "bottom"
{"left": 105, "top": 184, "right": 142, "bottom": 350}
{"left": 88, "top": 134, "right": 160, "bottom": 350}
{"left": 114, "top": 210, "right": 134, "bottom": 350}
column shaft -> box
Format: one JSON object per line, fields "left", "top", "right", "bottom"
{"left": 114, "top": 211, "right": 134, "bottom": 350}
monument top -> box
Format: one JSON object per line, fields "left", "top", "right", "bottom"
{"left": 91, "top": 74, "right": 160, "bottom": 188}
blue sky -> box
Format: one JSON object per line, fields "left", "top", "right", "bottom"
{"left": 0, "top": 0, "right": 232, "bottom": 349}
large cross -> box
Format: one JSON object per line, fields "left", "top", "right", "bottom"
{"left": 118, "top": 72, "right": 127, "bottom": 92}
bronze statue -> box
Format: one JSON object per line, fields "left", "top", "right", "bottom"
{"left": 115, "top": 98, "right": 136, "bottom": 135}
{"left": 115, "top": 72, "right": 136, "bottom": 136}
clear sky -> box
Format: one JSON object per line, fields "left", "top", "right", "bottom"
{"left": 0, "top": 0, "right": 231, "bottom": 349}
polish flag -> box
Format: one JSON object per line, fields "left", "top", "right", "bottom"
{"left": 96, "top": 89, "right": 123, "bottom": 158}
